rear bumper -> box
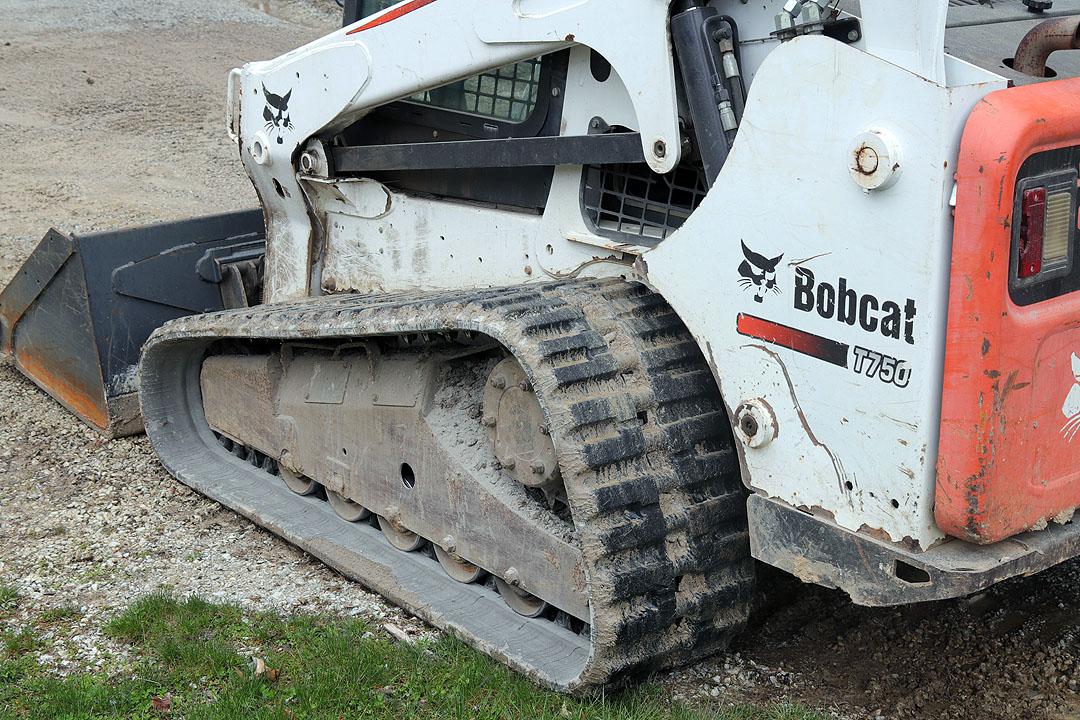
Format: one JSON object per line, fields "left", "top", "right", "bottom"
{"left": 748, "top": 493, "right": 1080, "bottom": 606}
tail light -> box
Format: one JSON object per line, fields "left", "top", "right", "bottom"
{"left": 1018, "top": 187, "right": 1046, "bottom": 279}
{"left": 1013, "top": 172, "right": 1076, "bottom": 285}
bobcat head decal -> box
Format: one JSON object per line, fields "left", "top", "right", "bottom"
{"left": 262, "top": 85, "right": 294, "bottom": 144}
{"left": 737, "top": 241, "right": 784, "bottom": 303}
{"left": 1061, "top": 353, "right": 1080, "bottom": 442}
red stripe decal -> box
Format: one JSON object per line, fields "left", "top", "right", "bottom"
{"left": 737, "top": 314, "right": 849, "bottom": 368}
{"left": 346, "top": 0, "right": 437, "bottom": 34}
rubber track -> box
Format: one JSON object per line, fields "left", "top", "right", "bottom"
{"left": 140, "top": 278, "right": 754, "bottom": 691}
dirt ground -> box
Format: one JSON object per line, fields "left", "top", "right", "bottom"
{"left": 2, "top": 3, "right": 1080, "bottom": 719}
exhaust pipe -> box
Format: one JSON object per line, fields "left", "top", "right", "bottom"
{"left": 1013, "top": 16, "right": 1080, "bottom": 77}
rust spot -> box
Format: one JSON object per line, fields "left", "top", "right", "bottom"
{"left": 565, "top": 33, "right": 575, "bottom": 42}
{"left": 856, "top": 523, "right": 896, "bottom": 544}
{"left": 17, "top": 351, "right": 109, "bottom": 430}
{"left": 981, "top": 338, "right": 991, "bottom": 356}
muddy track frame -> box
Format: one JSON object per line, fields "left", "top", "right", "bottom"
{"left": 140, "top": 278, "right": 754, "bottom": 691}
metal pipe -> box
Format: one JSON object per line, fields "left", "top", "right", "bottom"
{"left": 1013, "top": 16, "right": 1080, "bottom": 77}
{"left": 671, "top": 2, "right": 732, "bottom": 185}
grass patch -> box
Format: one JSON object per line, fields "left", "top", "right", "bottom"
{"left": 0, "top": 593, "right": 825, "bottom": 720}
{"left": 0, "top": 584, "right": 18, "bottom": 612}
{"left": 38, "top": 605, "right": 82, "bottom": 625}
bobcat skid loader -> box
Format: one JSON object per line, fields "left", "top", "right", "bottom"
{"left": 9, "top": 0, "right": 1080, "bottom": 693}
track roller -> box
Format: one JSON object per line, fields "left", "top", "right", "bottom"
{"left": 378, "top": 515, "right": 426, "bottom": 552}
{"left": 280, "top": 466, "right": 319, "bottom": 496}
{"left": 495, "top": 575, "right": 548, "bottom": 618}
{"left": 327, "top": 490, "right": 371, "bottom": 522}
{"left": 434, "top": 544, "right": 487, "bottom": 584}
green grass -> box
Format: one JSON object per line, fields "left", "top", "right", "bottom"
{"left": 38, "top": 605, "right": 82, "bottom": 625}
{"left": 0, "top": 584, "right": 18, "bottom": 612}
{"left": 0, "top": 593, "right": 824, "bottom": 720}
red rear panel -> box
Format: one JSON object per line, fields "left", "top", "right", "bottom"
{"left": 938, "top": 78, "right": 1080, "bottom": 544}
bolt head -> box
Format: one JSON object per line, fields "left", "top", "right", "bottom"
{"left": 855, "top": 145, "right": 880, "bottom": 175}
{"left": 848, "top": 129, "right": 902, "bottom": 192}
{"left": 735, "top": 399, "right": 778, "bottom": 449}
{"left": 491, "top": 375, "right": 507, "bottom": 390}
{"left": 653, "top": 140, "right": 667, "bottom": 159}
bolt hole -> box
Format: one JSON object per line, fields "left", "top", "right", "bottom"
{"left": 891, "top": 499, "right": 900, "bottom": 509}
{"left": 342, "top": 448, "right": 348, "bottom": 456}
{"left": 894, "top": 560, "right": 931, "bottom": 585}
{"left": 401, "top": 463, "right": 416, "bottom": 489}
{"left": 546, "top": 244, "right": 554, "bottom": 255}
{"left": 844, "top": 481, "right": 854, "bottom": 491}
{"left": 637, "top": 410, "right": 649, "bottom": 426}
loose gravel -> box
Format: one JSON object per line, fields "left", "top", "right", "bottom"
{"left": 3, "top": 2, "right": 1080, "bottom": 718}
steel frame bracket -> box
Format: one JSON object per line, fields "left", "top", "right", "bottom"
{"left": 749, "top": 493, "right": 1080, "bottom": 606}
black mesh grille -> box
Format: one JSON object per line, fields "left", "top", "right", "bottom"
{"left": 581, "top": 161, "right": 709, "bottom": 242}
{"left": 360, "top": 0, "right": 542, "bottom": 123}
{"left": 412, "top": 61, "right": 543, "bottom": 123}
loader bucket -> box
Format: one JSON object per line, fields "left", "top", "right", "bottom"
{"left": 0, "top": 210, "right": 265, "bottom": 438}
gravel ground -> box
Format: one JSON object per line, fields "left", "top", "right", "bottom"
{"left": 2, "top": 3, "right": 1080, "bottom": 719}
{"left": 0, "top": 0, "right": 429, "bottom": 680}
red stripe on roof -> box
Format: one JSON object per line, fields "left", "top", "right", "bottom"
{"left": 346, "top": 0, "right": 437, "bottom": 34}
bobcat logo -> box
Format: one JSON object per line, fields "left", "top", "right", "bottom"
{"left": 1062, "top": 353, "right": 1080, "bottom": 442}
{"left": 738, "top": 242, "right": 784, "bottom": 303}
{"left": 262, "top": 85, "right": 294, "bottom": 144}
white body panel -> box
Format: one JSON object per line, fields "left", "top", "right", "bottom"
{"left": 648, "top": 39, "right": 1003, "bottom": 549}
{"left": 228, "top": 0, "right": 1012, "bottom": 552}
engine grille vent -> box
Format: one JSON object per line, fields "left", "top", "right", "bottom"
{"left": 581, "top": 160, "right": 708, "bottom": 243}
